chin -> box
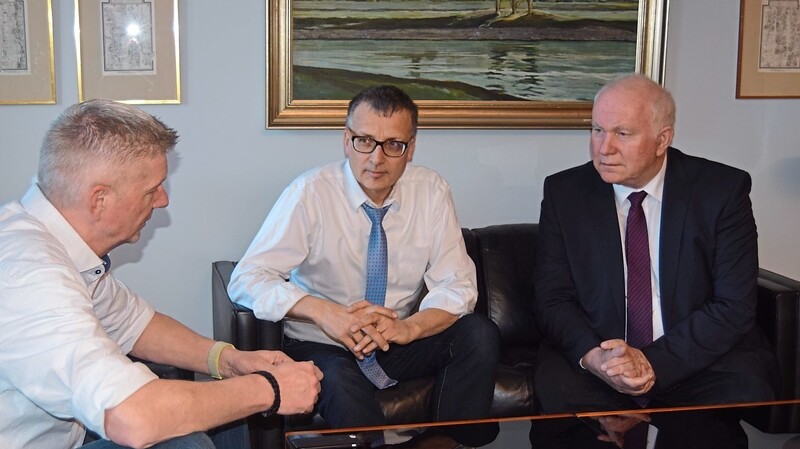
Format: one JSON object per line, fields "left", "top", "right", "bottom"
{"left": 596, "top": 171, "right": 618, "bottom": 184}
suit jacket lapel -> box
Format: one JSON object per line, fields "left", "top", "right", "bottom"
{"left": 586, "top": 170, "right": 627, "bottom": 323}
{"left": 660, "top": 148, "right": 691, "bottom": 327}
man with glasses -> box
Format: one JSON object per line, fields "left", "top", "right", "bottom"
{"left": 229, "top": 85, "right": 499, "bottom": 448}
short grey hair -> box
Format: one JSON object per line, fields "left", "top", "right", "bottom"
{"left": 595, "top": 73, "right": 676, "bottom": 133}
{"left": 38, "top": 99, "right": 178, "bottom": 207}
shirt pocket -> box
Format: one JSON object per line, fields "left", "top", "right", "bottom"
{"left": 389, "top": 246, "right": 429, "bottom": 290}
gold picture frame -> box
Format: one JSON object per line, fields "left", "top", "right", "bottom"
{"left": 267, "top": 0, "right": 669, "bottom": 129}
{"left": 0, "top": 0, "right": 56, "bottom": 105}
{"left": 737, "top": 0, "right": 800, "bottom": 99}
{"left": 75, "top": 0, "right": 180, "bottom": 104}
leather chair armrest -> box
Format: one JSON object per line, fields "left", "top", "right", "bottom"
{"left": 756, "top": 269, "right": 800, "bottom": 399}
{"left": 749, "top": 268, "right": 800, "bottom": 433}
{"left": 212, "top": 260, "right": 284, "bottom": 449}
{"left": 213, "top": 261, "right": 283, "bottom": 351}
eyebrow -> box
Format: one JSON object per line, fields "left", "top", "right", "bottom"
{"left": 349, "top": 128, "right": 411, "bottom": 142}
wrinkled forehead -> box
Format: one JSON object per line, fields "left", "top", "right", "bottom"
{"left": 593, "top": 86, "right": 654, "bottom": 125}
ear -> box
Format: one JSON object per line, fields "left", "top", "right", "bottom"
{"left": 343, "top": 129, "right": 352, "bottom": 158}
{"left": 655, "top": 125, "right": 674, "bottom": 157}
{"left": 89, "top": 184, "right": 110, "bottom": 221}
{"left": 405, "top": 136, "right": 416, "bottom": 162}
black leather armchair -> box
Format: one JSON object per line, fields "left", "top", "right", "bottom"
{"left": 212, "top": 224, "right": 800, "bottom": 449}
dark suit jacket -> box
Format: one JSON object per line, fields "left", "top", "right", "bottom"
{"left": 533, "top": 147, "right": 774, "bottom": 392}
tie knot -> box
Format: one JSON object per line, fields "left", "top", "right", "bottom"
{"left": 362, "top": 203, "right": 389, "bottom": 224}
{"left": 628, "top": 191, "right": 647, "bottom": 208}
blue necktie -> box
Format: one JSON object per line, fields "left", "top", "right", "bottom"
{"left": 357, "top": 204, "right": 398, "bottom": 389}
{"left": 624, "top": 191, "right": 652, "bottom": 449}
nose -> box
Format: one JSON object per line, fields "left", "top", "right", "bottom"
{"left": 369, "top": 144, "right": 387, "bottom": 163}
{"left": 154, "top": 185, "right": 169, "bottom": 208}
{"left": 597, "top": 133, "right": 615, "bottom": 156}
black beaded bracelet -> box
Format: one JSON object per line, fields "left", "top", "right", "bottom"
{"left": 254, "top": 370, "right": 280, "bottom": 418}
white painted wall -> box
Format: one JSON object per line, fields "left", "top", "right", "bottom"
{"left": 1, "top": 1, "right": 798, "bottom": 336}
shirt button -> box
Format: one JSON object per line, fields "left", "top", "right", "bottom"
{"left": 95, "top": 270, "right": 102, "bottom": 275}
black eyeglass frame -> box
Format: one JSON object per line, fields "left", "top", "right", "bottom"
{"left": 347, "top": 129, "right": 411, "bottom": 158}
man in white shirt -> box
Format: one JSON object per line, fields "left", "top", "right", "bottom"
{"left": 228, "top": 85, "right": 500, "bottom": 448}
{"left": 0, "top": 100, "right": 322, "bottom": 449}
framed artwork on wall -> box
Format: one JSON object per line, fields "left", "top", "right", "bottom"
{"left": 266, "top": 0, "right": 669, "bottom": 129}
{"left": 75, "top": 0, "right": 181, "bottom": 104}
{"left": 737, "top": 0, "right": 800, "bottom": 99}
{"left": 0, "top": 0, "right": 56, "bottom": 105}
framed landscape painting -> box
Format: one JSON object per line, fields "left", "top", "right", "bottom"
{"left": 267, "top": 0, "right": 669, "bottom": 129}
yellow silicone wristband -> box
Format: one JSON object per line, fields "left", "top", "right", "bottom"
{"left": 208, "top": 341, "right": 234, "bottom": 380}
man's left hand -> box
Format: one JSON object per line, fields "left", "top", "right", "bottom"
{"left": 582, "top": 340, "right": 656, "bottom": 396}
{"left": 346, "top": 301, "right": 406, "bottom": 355}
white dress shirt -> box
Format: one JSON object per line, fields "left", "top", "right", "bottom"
{"left": 612, "top": 153, "right": 668, "bottom": 343}
{"left": 611, "top": 156, "right": 668, "bottom": 449}
{"left": 228, "top": 160, "right": 477, "bottom": 347}
{"left": 0, "top": 183, "right": 157, "bottom": 449}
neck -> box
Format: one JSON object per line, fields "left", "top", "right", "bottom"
{"left": 59, "top": 206, "right": 111, "bottom": 257}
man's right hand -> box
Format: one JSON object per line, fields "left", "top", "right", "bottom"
{"left": 265, "top": 360, "right": 322, "bottom": 415}
{"left": 581, "top": 339, "right": 656, "bottom": 396}
{"left": 289, "top": 296, "right": 394, "bottom": 359}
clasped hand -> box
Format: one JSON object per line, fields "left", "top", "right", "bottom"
{"left": 582, "top": 339, "right": 656, "bottom": 396}
{"left": 314, "top": 300, "right": 403, "bottom": 360}
{"left": 219, "top": 348, "right": 323, "bottom": 415}
{"left": 347, "top": 300, "right": 411, "bottom": 358}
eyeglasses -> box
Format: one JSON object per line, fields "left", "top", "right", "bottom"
{"left": 348, "top": 130, "right": 410, "bottom": 158}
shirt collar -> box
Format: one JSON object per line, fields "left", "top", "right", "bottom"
{"left": 21, "top": 182, "right": 107, "bottom": 275}
{"left": 612, "top": 152, "right": 667, "bottom": 207}
{"left": 341, "top": 159, "right": 401, "bottom": 211}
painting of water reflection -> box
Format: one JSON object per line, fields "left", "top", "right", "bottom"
{"left": 292, "top": 0, "right": 639, "bottom": 101}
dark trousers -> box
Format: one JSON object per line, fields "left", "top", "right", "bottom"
{"left": 534, "top": 341, "right": 777, "bottom": 414}
{"left": 530, "top": 341, "right": 778, "bottom": 449}
{"left": 284, "top": 313, "right": 500, "bottom": 447}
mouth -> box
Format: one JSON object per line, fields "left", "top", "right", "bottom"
{"left": 365, "top": 169, "right": 386, "bottom": 179}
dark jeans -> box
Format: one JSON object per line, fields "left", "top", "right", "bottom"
{"left": 80, "top": 420, "right": 248, "bottom": 449}
{"left": 80, "top": 432, "right": 215, "bottom": 449}
{"left": 284, "top": 313, "right": 500, "bottom": 447}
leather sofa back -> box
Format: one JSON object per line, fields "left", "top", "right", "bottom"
{"left": 470, "top": 224, "right": 542, "bottom": 348}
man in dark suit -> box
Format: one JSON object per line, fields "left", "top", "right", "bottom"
{"left": 531, "top": 74, "right": 779, "bottom": 448}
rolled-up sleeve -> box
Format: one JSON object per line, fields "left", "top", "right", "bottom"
{"left": 228, "top": 183, "right": 314, "bottom": 321}
{"left": 417, "top": 182, "right": 477, "bottom": 316}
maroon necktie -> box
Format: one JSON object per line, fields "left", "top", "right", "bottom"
{"left": 626, "top": 191, "right": 652, "bottom": 349}
{"left": 624, "top": 191, "right": 652, "bottom": 449}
